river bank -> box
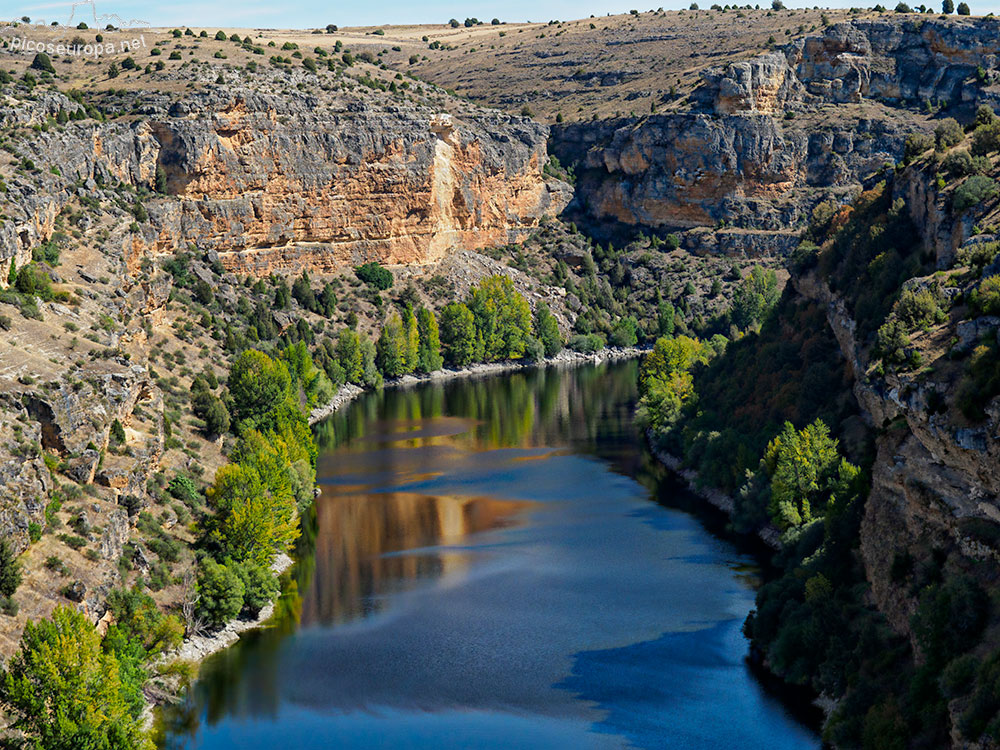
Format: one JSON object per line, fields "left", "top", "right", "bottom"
{"left": 646, "top": 432, "right": 781, "bottom": 550}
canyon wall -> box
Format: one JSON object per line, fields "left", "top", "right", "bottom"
{"left": 5, "top": 89, "right": 569, "bottom": 278}
{"left": 553, "top": 17, "right": 1000, "bottom": 248}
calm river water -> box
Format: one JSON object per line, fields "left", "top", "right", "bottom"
{"left": 157, "top": 360, "right": 820, "bottom": 750}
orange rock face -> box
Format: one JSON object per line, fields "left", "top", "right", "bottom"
{"left": 134, "top": 97, "right": 570, "bottom": 276}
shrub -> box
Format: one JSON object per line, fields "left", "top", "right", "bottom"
{"left": 196, "top": 558, "right": 244, "bottom": 628}
{"left": 354, "top": 262, "right": 393, "bottom": 290}
{"left": 167, "top": 473, "right": 201, "bottom": 505}
{"left": 942, "top": 149, "right": 988, "bottom": 178}
{"left": 954, "top": 176, "right": 999, "bottom": 212}
{"left": 934, "top": 118, "right": 964, "bottom": 151}
{"left": 894, "top": 288, "right": 945, "bottom": 329}
{"left": 568, "top": 333, "right": 605, "bottom": 353}
{"left": 959, "top": 241, "right": 1000, "bottom": 275}
{"left": 232, "top": 559, "right": 280, "bottom": 616}
{"left": 30, "top": 53, "right": 55, "bottom": 73}
{"left": 970, "top": 275, "right": 1000, "bottom": 315}
{"left": 904, "top": 132, "right": 934, "bottom": 162}
{"left": 971, "top": 122, "right": 1000, "bottom": 156}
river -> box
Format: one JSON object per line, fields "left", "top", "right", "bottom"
{"left": 156, "top": 360, "right": 820, "bottom": 750}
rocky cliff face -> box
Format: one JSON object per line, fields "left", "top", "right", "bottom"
{"left": 553, "top": 16, "right": 1000, "bottom": 250}
{"left": 6, "top": 85, "right": 569, "bottom": 280}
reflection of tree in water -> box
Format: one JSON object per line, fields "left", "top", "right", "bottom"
{"left": 314, "top": 360, "right": 641, "bottom": 454}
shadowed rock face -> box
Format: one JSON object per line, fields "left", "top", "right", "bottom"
{"left": 553, "top": 17, "right": 1000, "bottom": 247}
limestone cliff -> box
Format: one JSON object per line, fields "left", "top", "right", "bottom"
{"left": 553, "top": 17, "right": 1000, "bottom": 251}
{"left": 5, "top": 85, "right": 569, "bottom": 280}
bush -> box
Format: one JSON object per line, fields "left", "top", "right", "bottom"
{"left": 904, "top": 132, "right": 934, "bottom": 162}
{"left": 0, "top": 540, "right": 21, "bottom": 598}
{"left": 354, "top": 262, "right": 393, "bottom": 290}
{"left": 954, "top": 176, "right": 999, "bottom": 213}
{"left": 934, "top": 118, "right": 964, "bottom": 151}
{"left": 167, "top": 473, "right": 201, "bottom": 505}
{"left": 941, "top": 149, "right": 988, "bottom": 178}
{"left": 196, "top": 558, "right": 244, "bottom": 628}
{"left": 959, "top": 241, "right": 1000, "bottom": 275}
{"left": 568, "top": 333, "right": 605, "bottom": 353}
{"left": 971, "top": 122, "right": 1000, "bottom": 156}
{"left": 232, "top": 559, "right": 280, "bottom": 616}
{"left": 970, "top": 275, "right": 1000, "bottom": 316}
{"left": 30, "top": 53, "right": 55, "bottom": 73}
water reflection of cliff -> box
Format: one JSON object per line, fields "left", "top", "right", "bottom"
{"left": 301, "top": 491, "right": 528, "bottom": 626}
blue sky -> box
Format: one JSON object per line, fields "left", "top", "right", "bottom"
{"left": 3, "top": 0, "right": 995, "bottom": 28}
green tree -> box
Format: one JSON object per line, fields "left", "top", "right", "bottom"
{"left": 336, "top": 328, "right": 364, "bottom": 383}
{"left": 30, "top": 52, "right": 55, "bottom": 73}
{"left": 376, "top": 313, "right": 408, "bottom": 377}
{"left": 971, "top": 122, "right": 1000, "bottom": 156}
{"left": 196, "top": 558, "right": 244, "bottom": 628}
{"left": 403, "top": 306, "right": 420, "bottom": 373}
{"left": 731, "top": 266, "right": 780, "bottom": 331}
{"left": 416, "top": 306, "right": 444, "bottom": 373}
{"left": 291, "top": 271, "right": 317, "bottom": 312}
{"left": 657, "top": 300, "right": 676, "bottom": 337}
{"left": 0, "top": 606, "right": 152, "bottom": 749}
{"left": 318, "top": 282, "right": 337, "bottom": 317}
{"left": 468, "top": 276, "right": 532, "bottom": 361}
{"left": 764, "top": 419, "right": 851, "bottom": 529}
{"left": 228, "top": 350, "right": 292, "bottom": 432}
{"left": 610, "top": 316, "right": 639, "bottom": 347}
{"left": 637, "top": 336, "right": 711, "bottom": 431}
{"left": 439, "top": 302, "right": 477, "bottom": 367}
{"left": 942, "top": 0, "right": 954, "bottom": 11}
{"left": 0, "top": 539, "right": 21, "bottom": 598}
{"left": 957, "top": 1, "right": 970, "bottom": 12}
{"left": 934, "top": 117, "right": 964, "bottom": 151}
{"left": 355, "top": 262, "right": 393, "bottom": 290}
{"left": 230, "top": 559, "right": 280, "bottom": 616}
{"left": 105, "top": 588, "right": 183, "bottom": 657}
{"left": 210, "top": 430, "right": 304, "bottom": 565}
{"left": 360, "top": 336, "right": 382, "bottom": 387}
{"left": 954, "top": 175, "right": 999, "bottom": 212}
{"left": 534, "top": 302, "right": 562, "bottom": 357}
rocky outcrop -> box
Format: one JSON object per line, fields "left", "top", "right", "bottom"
{"left": 554, "top": 16, "right": 1000, "bottom": 245}
{"left": 553, "top": 112, "right": 905, "bottom": 235}
{"left": 795, "top": 258, "right": 1000, "bottom": 645}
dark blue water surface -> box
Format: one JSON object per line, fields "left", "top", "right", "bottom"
{"left": 157, "top": 361, "right": 820, "bottom": 750}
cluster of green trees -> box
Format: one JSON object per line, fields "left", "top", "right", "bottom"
{"left": 0, "top": 585, "right": 184, "bottom": 749}
{"left": 197, "top": 347, "right": 321, "bottom": 627}
{"left": 636, "top": 335, "right": 714, "bottom": 431}
{"left": 376, "top": 276, "right": 563, "bottom": 373}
